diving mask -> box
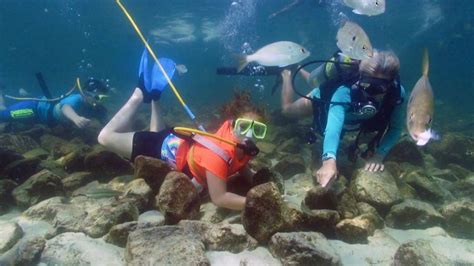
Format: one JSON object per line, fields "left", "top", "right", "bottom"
{"left": 358, "top": 76, "right": 393, "bottom": 95}
{"left": 233, "top": 118, "right": 267, "bottom": 140}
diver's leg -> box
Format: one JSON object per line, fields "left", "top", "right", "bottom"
{"left": 98, "top": 88, "right": 143, "bottom": 158}
{"left": 0, "top": 101, "right": 38, "bottom": 123}
{"left": 150, "top": 99, "right": 166, "bottom": 132}
{"left": 281, "top": 70, "right": 313, "bottom": 118}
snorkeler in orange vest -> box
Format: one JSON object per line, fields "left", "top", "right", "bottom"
{"left": 98, "top": 50, "right": 267, "bottom": 211}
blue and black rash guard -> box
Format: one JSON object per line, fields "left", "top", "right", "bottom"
{"left": 37, "top": 94, "right": 85, "bottom": 123}
{"left": 309, "top": 85, "right": 406, "bottom": 160}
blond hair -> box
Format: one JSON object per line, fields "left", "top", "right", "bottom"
{"left": 359, "top": 50, "right": 400, "bottom": 79}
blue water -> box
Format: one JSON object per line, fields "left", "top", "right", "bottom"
{"left": 1, "top": 0, "right": 473, "bottom": 115}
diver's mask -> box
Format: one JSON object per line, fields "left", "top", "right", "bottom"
{"left": 84, "top": 91, "right": 109, "bottom": 106}
{"left": 351, "top": 75, "right": 394, "bottom": 115}
{"left": 233, "top": 118, "right": 267, "bottom": 140}
{"left": 358, "top": 75, "right": 393, "bottom": 95}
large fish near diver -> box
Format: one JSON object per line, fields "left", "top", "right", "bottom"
{"left": 407, "top": 49, "right": 437, "bottom": 146}
{"left": 343, "top": 0, "right": 385, "bottom": 16}
{"left": 237, "top": 41, "right": 310, "bottom": 73}
{"left": 336, "top": 21, "right": 373, "bottom": 60}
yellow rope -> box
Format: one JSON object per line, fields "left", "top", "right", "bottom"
{"left": 115, "top": 0, "right": 186, "bottom": 107}
{"left": 173, "top": 127, "right": 238, "bottom": 147}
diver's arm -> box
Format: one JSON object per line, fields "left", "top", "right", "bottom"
{"left": 281, "top": 70, "right": 313, "bottom": 118}
{"left": 299, "top": 68, "right": 311, "bottom": 83}
{"left": 376, "top": 87, "right": 407, "bottom": 158}
{"left": 61, "top": 104, "right": 91, "bottom": 128}
{"left": 206, "top": 170, "right": 246, "bottom": 211}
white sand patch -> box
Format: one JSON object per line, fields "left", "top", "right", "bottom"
{"left": 206, "top": 247, "right": 281, "bottom": 266}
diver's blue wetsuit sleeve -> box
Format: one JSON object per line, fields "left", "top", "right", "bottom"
{"left": 376, "top": 85, "right": 406, "bottom": 158}
{"left": 322, "top": 86, "right": 351, "bottom": 160}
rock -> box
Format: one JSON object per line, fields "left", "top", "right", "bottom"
{"left": 1, "top": 157, "right": 41, "bottom": 184}
{"left": 38, "top": 159, "right": 67, "bottom": 178}
{"left": 251, "top": 167, "right": 285, "bottom": 194}
{"left": 0, "top": 236, "right": 45, "bottom": 266}
{"left": 449, "top": 175, "right": 474, "bottom": 201}
{"left": 133, "top": 155, "right": 171, "bottom": 193}
{"left": 385, "top": 199, "right": 444, "bottom": 229}
{"left": 427, "top": 133, "right": 474, "bottom": 171}
{"left": 335, "top": 191, "right": 360, "bottom": 219}
{"left": 405, "top": 170, "right": 452, "bottom": 204}
{"left": 61, "top": 172, "right": 94, "bottom": 193}
{"left": 242, "top": 182, "right": 305, "bottom": 243}
{"left": 335, "top": 215, "right": 376, "bottom": 244}
{"left": 103, "top": 221, "right": 138, "bottom": 248}
{"left": 356, "top": 202, "right": 384, "bottom": 229}
{"left": 440, "top": 199, "right": 474, "bottom": 239}
{"left": 256, "top": 141, "right": 277, "bottom": 154}
{"left": 179, "top": 220, "right": 258, "bottom": 253}
{"left": 123, "top": 178, "right": 153, "bottom": 211}
{"left": 0, "top": 179, "right": 17, "bottom": 206}
{"left": 276, "top": 138, "right": 301, "bottom": 154}
{"left": 385, "top": 139, "right": 424, "bottom": 166}
{"left": 446, "top": 163, "right": 471, "bottom": 180}
{"left": 303, "top": 209, "right": 340, "bottom": 237}
{"left": 57, "top": 151, "right": 86, "bottom": 172}
{"left": 350, "top": 169, "right": 402, "bottom": 214}
{"left": 23, "top": 195, "right": 139, "bottom": 238}
{"left": 84, "top": 149, "right": 133, "bottom": 179}
{"left": 40, "top": 232, "right": 124, "bottom": 265}
{"left": 0, "top": 134, "right": 39, "bottom": 154}
{"left": 269, "top": 232, "right": 342, "bottom": 265}
{"left": 23, "top": 148, "right": 49, "bottom": 160}
{"left": 138, "top": 210, "right": 165, "bottom": 225}
{"left": 303, "top": 186, "right": 337, "bottom": 210}
{"left": 393, "top": 239, "right": 451, "bottom": 266}
{"left": 156, "top": 171, "right": 200, "bottom": 224}
{"left": 125, "top": 226, "right": 209, "bottom": 265}
{"left": 428, "top": 168, "right": 459, "bottom": 182}
{"left": 0, "top": 221, "right": 23, "bottom": 254}
{"left": 12, "top": 169, "right": 64, "bottom": 208}
{"left": 273, "top": 154, "right": 306, "bottom": 179}
{"left": 0, "top": 148, "right": 24, "bottom": 171}
{"left": 199, "top": 202, "right": 235, "bottom": 224}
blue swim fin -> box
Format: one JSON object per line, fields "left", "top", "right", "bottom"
{"left": 138, "top": 49, "right": 176, "bottom": 103}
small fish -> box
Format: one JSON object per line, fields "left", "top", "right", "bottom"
{"left": 336, "top": 21, "right": 373, "bottom": 60}
{"left": 176, "top": 64, "right": 188, "bottom": 74}
{"left": 236, "top": 41, "right": 310, "bottom": 73}
{"left": 18, "top": 88, "right": 29, "bottom": 96}
{"left": 78, "top": 187, "right": 122, "bottom": 199}
{"left": 343, "top": 0, "right": 385, "bottom": 16}
{"left": 407, "top": 49, "right": 437, "bottom": 146}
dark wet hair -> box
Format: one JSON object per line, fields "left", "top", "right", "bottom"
{"left": 220, "top": 90, "right": 267, "bottom": 122}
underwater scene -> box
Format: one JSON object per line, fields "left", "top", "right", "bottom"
{"left": 0, "top": 0, "right": 473, "bottom": 265}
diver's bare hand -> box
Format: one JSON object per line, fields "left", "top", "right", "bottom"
{"left": 176, "top": 64, "right": 188, "bottom": 75}
{"left": 281, "top": 69, "right": 291, "bottom": 80}
{"left": 314, "top": 159, "right": 337, "bottom": 187}
{"left": 364, "top": 153, "right": 385, "bottom": 172}
{"left": 74, "top": 116, "right": 91, "bottom": 128}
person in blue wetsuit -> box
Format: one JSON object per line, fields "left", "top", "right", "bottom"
{"left": 0, "top": 78, "right": 108, "bottom": 128}
{"left": 280, "top": 50, "right": 405, "bottom": 187}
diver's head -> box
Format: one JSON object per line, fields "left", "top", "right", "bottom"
{"left": 357, "top": 50, "right": 400, "bottom": 101}
{"left": 232, "top": 112, "right": 266, "bottom": 157}
{"left": 83, "top": 78, "right": 109, "bottom": 105}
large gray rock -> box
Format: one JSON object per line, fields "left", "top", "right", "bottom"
{"left": 405, "top": 170, "right": 452, "bottom": 204}
{"left": 12, "top": 169, "right": 64, "bottom": 208}
{"left": 40, "top": 232, "right": 124, "bottom": 265}
{"left": 133, "top": 155, "right": 171, "bottom": 193}
{"left": 440, "top": 199, "right": 474, "bottom": 239}
{"left": 2, "top": 157, "right": 41, "bottom": 184}
{"left": 178, "top": 220, "right": 258, "bottom": 253}
{"left": 0, "top": 236, "right": 45, "bottom": 266}
{"left": 0, "top": 221, "right": 23, "bottom": 254}
{"left": 0, "top": 148, "right": 24, "bottom": 171}
{"left": 84, "top": 149, "right": 133, "bottom": 179}
{"left": 242, "top": 182, "right": 305, "bottom": 243}
{"left": 123, "top": 178, "right": 153, "bottom": 211}
{"left": 385, "top": 139, "right": 424, "bottom": 166}
{"left": 385, "top": 199, "right": 444, "bottom": 229}
{"left": 303, "top": 186, "right": 337, "bottom": 210}
{"left": 449, "top": 175, "right": 474, "bottom": 201}
{"left": 156, "top": 171, "right": 200, "bottom": 224}
{"left": 0, "top": 134, "right": 39, "bottom": 154}
{"left": 335, "top": 215, "right": 376, "bottom": 244}
{"left": 269, "top": 232, "right": 341, "bottom": 266}
{"left": 303, "top": 209, "right": 341, "bottom": 238}
{"left": 393, "top": 239, "right": 451, "bottom": 266}
{"left": 427, "top": 133, "right": 474, "bottom": 171}
{"left": 0, "top": 179, "right": 17, "bottom": 206}
{"left": 350, "top": 169, "right": 402, "bottom": 214}
{"left": 61, "top": 171, "right": 94, "bottom": 193}
{"left": 23, "top": 195, "right": 139, "bottom": 238}
{"left": 126, "top": 226, "right": 210, "bottom": 265}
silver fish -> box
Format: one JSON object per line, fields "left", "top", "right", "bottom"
{"left": 237, "top": 41, "right": 310, "bottom": 73}
{"left": 336, "top": 21, "right": 373, "bottom": 60}
{"left": 407, "top": 49, "right": 437, "bottom": 146}
{"left": 78, "top": 187, "right": 122, "bottom": 199}
{"left": 343, "top": 0, "right": 385, "bottom": 16}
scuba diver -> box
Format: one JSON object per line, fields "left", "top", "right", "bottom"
{"left": 0, "top": 77, "right": 109, "bottom": 128}
{"left": 98, "top": 49, "right": 267, "bottom": 211}
{"left": 280, "top": 49, "right": 405, "bottom": 187}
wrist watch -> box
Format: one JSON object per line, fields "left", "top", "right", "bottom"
{"left": 322, "top": 153, "right": 336, "bottom": 161}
